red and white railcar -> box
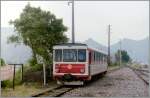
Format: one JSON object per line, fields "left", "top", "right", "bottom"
{"left": 53, "top": 43, "right": 107, "bottom": 85}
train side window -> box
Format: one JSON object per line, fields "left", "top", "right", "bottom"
{"left": 100, "top": 53, "right": 102, "bottom": 64}
{"left": 96, "top": 52, "right": 97, "bottom": 62}
{"left": 94, "top": 52, "right": 96, "bottom": 64}
{"left": 92, "top": 52, "right": 94, "bottom": 64}
{"left": 55, "top": 49, "right": 62, "bottom": 62}
{"left": 89, "top": 52, "right": 91, "bottom": 64}
{"left": 96, "top": 52, "right": 98, "bottom": 63}
{"left": 98, "top": 53, "right": 100, "bottom": 64}
{"left": 102, "top": 54, "right": 103, "bottom": 64}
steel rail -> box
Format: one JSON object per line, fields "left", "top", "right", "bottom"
{"left": 126, "top": 66, "right": 149, "bottom": 85}
{"left": 31, "top": 85, "right": 77, "bottom": 97}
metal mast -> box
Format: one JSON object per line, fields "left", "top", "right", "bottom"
{"left": 108, "top": 24, "right": 111, "bottom": 66}
{"left": 68, "top": 0, "right": 75, "bottom": 43}
{"left": 119, "top": 40, "right": 122, "bottom": 66}
{"left": 72, "top": 0, "right": 75, "bottom": 43}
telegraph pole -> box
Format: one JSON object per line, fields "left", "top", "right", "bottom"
{"left": 148, "top": 24, "right": 150, "bottom": 69}
{"left": 72, "top": 0, "right": 75, "bottom": 43}
{"left": 43, "top": 63, "right": 46, "bottom": 86}
{"left": 68, "top": 0, "right": 75, "bottom": 43}
{"left": 108, "top": 24, "right": 111, "bottom": 66}
{"left": 119, "top": 40, "right": 122, "bottom": 66}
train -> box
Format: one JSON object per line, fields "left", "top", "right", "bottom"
{"left": 53, "top": 43, "right": 108, "bottom": 85}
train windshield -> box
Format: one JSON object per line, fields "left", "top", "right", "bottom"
{"left": 55, "top": 49, "right": 86, "bottom": 62}
{"left": 63, "top": 49, "right": 77, "bottom": 62}
{"left": 78, "top": 49, "right": 86, "bottom": 62}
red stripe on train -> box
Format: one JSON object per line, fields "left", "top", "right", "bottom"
{"left": 55, "top": 64, "right": 85, "bottom": 73}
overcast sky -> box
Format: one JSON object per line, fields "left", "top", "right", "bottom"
{"left": 1, "top": 1, "right": 149, "bottom": 46}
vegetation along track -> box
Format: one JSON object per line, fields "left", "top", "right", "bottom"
{"left": 32, "top": 85, "right": 77, "bottom": 97}
{"left": 107, "top": 66, "right": 124, "bottom": 73}
{"left": 126, "top": 65, "right": 149, "bottom": 85}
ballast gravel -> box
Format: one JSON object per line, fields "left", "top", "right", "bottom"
{"left": 62, "top": 67, "right": 149, "bottom": 97}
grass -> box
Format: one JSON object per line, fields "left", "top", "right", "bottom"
{"left": 130, "top": 63, "right": 141, "bottom": 69}
{"left": 1, "top": 81, "right": 58, "bottom": 97}
{"left": 108, "top": 65, "right": 120, "bottom": 71}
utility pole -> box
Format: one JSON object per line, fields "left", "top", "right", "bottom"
{"left": 72, "top": 0, "right": 75, "bottom": 43}
{"left": 108, "top": 24, "right": 111, "bottom": 66}
{"left": 149, "top": 22, "right": 150, "bottom": 69}
{"left": 43, "top": 63, "right": 46, "bottom": 86}
{"left": 68, "top": 0, "right": 75, "bottom": 43}
{"left": 36, "top": 55, "right": 46, "bottom": 86}
{"left": 119, "top": 40, "right": 122, "bottom": 66}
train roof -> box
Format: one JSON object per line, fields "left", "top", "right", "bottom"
{"left": 54, "top": 43, "right": 87, "bottom": 46}
{"left": 87, "top": 46, "right": 108, "bottom": 55}
{"left": 53, "top": 43, "right": 107, "bottom": 55}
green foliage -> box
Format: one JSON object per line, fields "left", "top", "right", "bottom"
{"left": 1, "top": 67, "right": 24, "bottom": 88}
{"left": 15, "top": 68, "right": 22, "bottom": 85}
{"left": 115, "top": 50, "right": 131, "bottom": 63}
{"left": 7, "top": 35, "right": 22, "bottom": 44}
{"left": 8, "top": 3, "right": 68, "bottom": 77}
{"left": 0, "top": 58, "right": 5, "bottom": 66}
{"left": 1, "top": 80, "right": 13, "bottom": 88}
{"left": 28, "top": 57, "right": 37, "bottom": 67}
{"left": 27, "top": 57, "right": 43, "bottom": 71}
{"left": 110, "top": 62, "right": 119, "bottom": 66}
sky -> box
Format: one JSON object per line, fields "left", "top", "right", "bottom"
{"left": 1, "top": 1, "right": 149, "bottom": 46}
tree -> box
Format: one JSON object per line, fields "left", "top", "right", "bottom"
{"left": 8, "top": 4, "right": 68, "bottom": 77}
{"left": 0, "top": 58, "right": 5, "bottom": 66}
{"left": 115, "top": 50, "right": 131, "bottom": 63}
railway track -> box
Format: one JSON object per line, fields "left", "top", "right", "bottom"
{"left": 126, "top": 66, "right": 149, "bottom": 85}
{"left": 32, "top": 85, "right": 77, "bottom": 97}
{"left": 31, "top": 66, "right": 123, "bottom": 97}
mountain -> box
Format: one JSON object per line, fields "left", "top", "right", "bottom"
{"left": 84, "top": 38, "right": 107, "bottom": 52}
{"left": 111, "top": 37, "right": 149, "bottom": 64}
{"left": 1, "top": 27, "right": 32, "bottom": 64}
{"left": 84, "top": 37, "right": 149, "bottom": 64}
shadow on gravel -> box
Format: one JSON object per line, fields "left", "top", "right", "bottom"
{"left": 84, "top": 72, "right": 107, "bottom": 86}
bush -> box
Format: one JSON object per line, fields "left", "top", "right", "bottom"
{"left": 1, "top": 68, "right": 23, "bottom": 88}
{"left": 1, "top": 80, "right": 12, "bottom": 88}
{"left": 0, "top": 58, "right": 5, "bottom": 66}
{"left": 28, "top": 57, "right": 37, "bottom": 67}
{"left": 110, "top": 62, "right": 119, "bottom": 66}
{"left": 27, "top": 57, "right": 43, "bottom": 71}
{"left": 15, "top": 68, "right": 23, "bottom": 85}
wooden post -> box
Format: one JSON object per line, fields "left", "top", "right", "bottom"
{"left": 22, "top": 64, "right": 23, "bottom": 83}
{"left": 13, "top": 64, "right": 16, "bottom": 89}
{"left": 43, "top": 63, "right": 46, "bottom": 86}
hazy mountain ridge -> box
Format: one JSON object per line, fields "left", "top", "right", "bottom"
{"left": 84, "top": 38, "right": 108, "bottom": 51}
{"left": 1, "top": 27, "right": 149, "bottom": 64}
{"left": 1, "top": 27, "right": 32, "bottom": 64}
{"left": 111, "top": 37, "right": 149, "bottom": 64}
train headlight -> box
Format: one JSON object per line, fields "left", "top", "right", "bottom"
{"left": 55, "top": 69, "right": 59, "bottom": 73}
{"left": 67, "top": 64, "right": 72, "bottom": 69}
{"left": 80, "top": 69, "right": 85, "bottom": 73}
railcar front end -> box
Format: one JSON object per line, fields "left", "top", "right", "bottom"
{"left": 53, "top": 43, "right": 90, "bottom": 85}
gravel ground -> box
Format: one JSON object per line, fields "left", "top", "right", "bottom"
{"left": 62, "top": 67, "right": 149, "bottom": 97}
